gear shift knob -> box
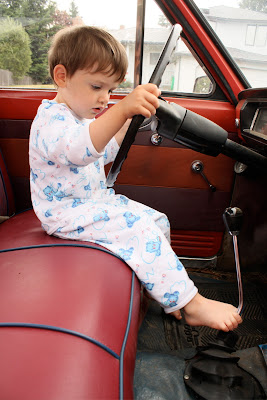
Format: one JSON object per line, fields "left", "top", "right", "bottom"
{"left": 223, "top": 207, "right": 243, "bottom": 236}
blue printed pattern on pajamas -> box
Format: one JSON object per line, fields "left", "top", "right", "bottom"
{"left": 29, "top": 100, "right": 197, "bottom": 313}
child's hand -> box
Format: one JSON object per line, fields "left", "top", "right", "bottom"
{"left": 120, "top": 83, "right": 161, "bottom": 119}
{"left": 90, "top": 84, "right": 160, "bottom": 153}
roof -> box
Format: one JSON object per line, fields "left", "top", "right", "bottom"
{"left": 109, "top": 27, "right": 172, "bottom": 44}
{"left": 203, "top": 6, "right": 267, "bottom": 22}
{"left": 109, "top": 25, "right": 266, "bottom": 63}
{"left": 227, "top": 47, "right": 267, "bottom": 62}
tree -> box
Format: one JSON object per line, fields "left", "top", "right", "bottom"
{"left": 52, "top": 9, "right": 73, "bottom": 28}
{"left": 239, "top": 0, "right": 267, "bottom": 13}
{"left": 0, "top": 0, "right": 75, "bottom": 84}
{"left": 69, "top": 0, "right": 79, "bottom": 18}
{"left": 158, "top": 15, "right": 171, "bottom": 28}
{"left": 0, "top": 17, "right": 32, "bottom": 81}
{"left": 20, "top": 0, "right": 58, "bottom": 83}
{"left": 0, "top": 0, "right": 24, "bottom": 18}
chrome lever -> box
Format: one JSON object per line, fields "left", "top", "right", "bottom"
{"left": 191, "top": 160, "right": 216, "bottom": 192}
{"left": 223, "top": 207, "right": 244, "bottom": 315}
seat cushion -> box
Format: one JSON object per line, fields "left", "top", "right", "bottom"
{"left": 0, "top": 210, "right": 140, "bottom": 399}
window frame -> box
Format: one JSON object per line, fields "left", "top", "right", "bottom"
{"left": 246, "top": 24, "right": 257, "bottom": 46}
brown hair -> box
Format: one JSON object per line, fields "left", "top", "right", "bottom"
{"left": 48, "top": 25, "right": 128, "bottom": 83}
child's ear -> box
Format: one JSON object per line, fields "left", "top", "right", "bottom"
{"left": 53, "top": 64, "right": 68, "bottom": 87}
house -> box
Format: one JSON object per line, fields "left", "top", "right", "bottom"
{"left": 204, "top": 6, "right": 267, "bottom": 88}
{"left": 109, "top": 6, "right": 267, "bottom": 91}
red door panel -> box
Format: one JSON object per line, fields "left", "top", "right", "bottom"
{"left": 0, "top": 88, "right": 238, "bottom": 257}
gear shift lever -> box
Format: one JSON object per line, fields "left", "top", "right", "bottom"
{"left": 223, "top": 207, "right": 243, "bottom": 315}
{"left": 184, "top": 206, "right": 266, "bottom": 398}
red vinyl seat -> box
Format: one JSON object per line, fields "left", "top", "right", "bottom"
{"left": 0, "top": 151, "right": 141, "bottom": 399}
{"left": 0, "top": 148, "right": 15, "bottom": 218}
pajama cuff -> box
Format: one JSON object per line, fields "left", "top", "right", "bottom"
{"left": 163, "top": 286, "right": 198, "bottom": 314}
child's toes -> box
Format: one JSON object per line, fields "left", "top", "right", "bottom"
{"left": 237, "top": 314, "right": 242, "bottom": 323}
{"left": 220, "top": 323, "right": 230, "bottom": 332}
{"left": 233, "top": 314, "right": 242, "bottom": 328}
{"left": 233, "top": 317, "right": 240, "bottom": 329}
{"left": 170, "top": 309, "right": 182, "bottom": 320}
{"left": 226, "top": 320, "right": 235, "bottom": 331}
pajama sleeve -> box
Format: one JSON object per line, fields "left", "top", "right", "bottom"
{"left": 37, "top": 105, "right": 104, "bottom": 167}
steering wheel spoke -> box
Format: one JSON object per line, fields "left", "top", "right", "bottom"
{"left": 106, "top": 115, "right": 145, "bottom": 186}
{"left": 106, "top": 24, "right": 181, "bottom": 187}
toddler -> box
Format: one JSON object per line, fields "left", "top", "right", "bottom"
{"left": 29, "top": 25, "right": 242, "bottom": 332}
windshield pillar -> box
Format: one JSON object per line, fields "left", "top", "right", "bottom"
{"left": 134, "top": 0, "right": 146, "bottom": 87}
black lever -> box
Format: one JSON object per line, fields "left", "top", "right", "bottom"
{"left": 223, "top": 206, "right": 243, "bottom": 236}
{"left": 191, "top": 160, "right": 216, "bottom": 192}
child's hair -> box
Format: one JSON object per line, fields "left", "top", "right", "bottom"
{"left": 48, "top": 25, "right": 128, "bottom": 84}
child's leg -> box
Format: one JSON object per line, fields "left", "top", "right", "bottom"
{"left": 150, "top": 210, "right": 171, "bottom": 243}
{"left": 141, "top": 206, "right": 242, "bottom": 331}
{"left": 53, "top": 198, "right": 242, "bottom": 331}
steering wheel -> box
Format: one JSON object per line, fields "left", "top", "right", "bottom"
{"left": 106, "top": 24, "right": 181, "bottom": 187}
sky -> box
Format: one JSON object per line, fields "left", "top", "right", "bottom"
{"left": 56, "top": 0, "right": 240, "bottom": 29}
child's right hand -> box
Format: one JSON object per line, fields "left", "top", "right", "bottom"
{"left": 120, "top": 83, "right": 161, "bottom": 119}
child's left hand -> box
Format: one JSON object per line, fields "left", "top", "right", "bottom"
{"left": 90, "top": 84, "right": 160, "bottom": 153}
{"left": 119, "top": 83, "right": 161, "bottom": 120}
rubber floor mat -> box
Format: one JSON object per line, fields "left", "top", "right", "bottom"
{"left": 134, "top": 346, "right": 267, "bottom": 399}
{"left": 165, "top": 280, "right": 266, "bottom": 350}
{"left": 138, "top": 277, "right": 267, "bottom": 352}
{"left": 136, "top": 276, "right": 267, "bottom": 399}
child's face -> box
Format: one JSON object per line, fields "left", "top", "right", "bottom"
{"left": 57, "top": 68, "right": 121, "bottom": 119}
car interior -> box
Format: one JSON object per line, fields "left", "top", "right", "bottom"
{"left": 0, "top": 0, "right": 266, "bottom": 398}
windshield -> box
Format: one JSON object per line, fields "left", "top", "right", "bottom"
{"left": 0, "top": 0, "right": 266, "bottom": 90}
{"left": 193, "top": 0, "right": 267, "bottom": 88}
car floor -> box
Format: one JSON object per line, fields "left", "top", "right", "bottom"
{"left": 134, "top": 270, "right": 267, "bottom": 400}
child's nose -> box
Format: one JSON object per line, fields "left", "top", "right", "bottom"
{"left": 99, "top": 91, "right": 110, "bottom": 104}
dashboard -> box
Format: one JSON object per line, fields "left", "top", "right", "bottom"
{"left": 250, "top": 108, "right": 267, "bottom": 139}
{"left": 239, "top": 88, "right": 267, "bottom": 157}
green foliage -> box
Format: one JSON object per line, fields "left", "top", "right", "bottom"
{"left": 69, "top": 0, "right": 78, "bottom": 18}
{"left": 118, "top": 79, "right": 133, "bottom": 89}
{"left": 21, "top": 0, "right": 58, "bottom": 83}
{"left": 0, "top": 0, "right": 24, "bottom": 18}
{"left": 0, "top": 17, "right": 32, "bottom": 80}
{"left": 0, "top": 0, "right": 76, "bottom": 84}
{"left": 158, "top": 15, "right": 171, "bottom": 28}
{"left": 239, "top": 0, "right": 267, "bottom": 13}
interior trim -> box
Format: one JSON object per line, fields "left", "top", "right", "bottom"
{"left": 0, "top": 322, "right": 120, "bottom": 358}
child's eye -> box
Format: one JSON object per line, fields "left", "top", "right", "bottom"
{"left": 91, "top": 85, "right": 101, "bottom": 90}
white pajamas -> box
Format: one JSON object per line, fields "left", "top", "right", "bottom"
{"left": 29, "top": 100, "right": 197, "bottom": 313}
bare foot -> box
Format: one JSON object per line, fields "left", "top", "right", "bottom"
{"left": 170, "top": 309, "right": 182, "bottom": 320}
{"left": 183, "top": 293, "right": 242, "bottom": 331}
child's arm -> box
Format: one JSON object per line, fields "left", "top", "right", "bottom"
{"left": 114, "top": 119, "right": 131, "bottom": 146}
{"left": 89, "top": 83, "right": 160, "bottom": 152}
